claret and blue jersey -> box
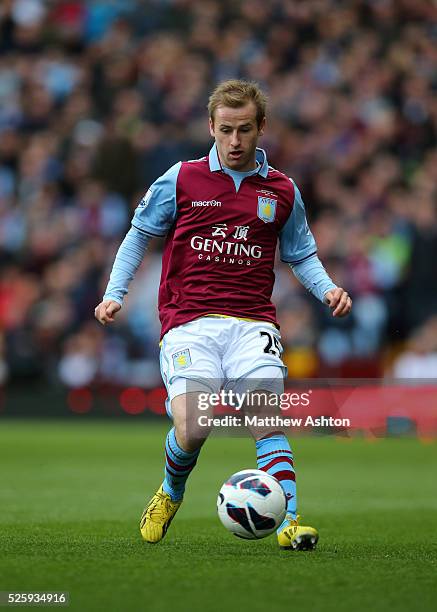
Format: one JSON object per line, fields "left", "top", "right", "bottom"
{"left": 131, "top": 144, "right": 319, "bottom": 338}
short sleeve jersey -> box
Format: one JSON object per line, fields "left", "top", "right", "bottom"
{"left": 133, "top": 145, "right": 317, "bottom": 338}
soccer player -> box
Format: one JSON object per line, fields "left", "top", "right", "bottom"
{"left": 95, "top": 80, "right": 351, "bottom": 550}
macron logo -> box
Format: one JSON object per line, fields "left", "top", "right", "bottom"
{"left": 191, "top": 200, "right": 222, "bottom": 207}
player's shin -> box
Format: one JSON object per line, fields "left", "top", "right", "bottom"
{"left": 255, "top": 433, "right": 297, "bottom": 528}
{"left": 163, "top": 427, "right": 201, "bottom": 501}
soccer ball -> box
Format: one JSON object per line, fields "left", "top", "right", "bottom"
{"left": 217, "top": 469, "right": 287, "bottom": 540}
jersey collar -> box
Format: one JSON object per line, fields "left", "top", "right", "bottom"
{"left": 208, "top": 143, "right": 269, "bottom": 178}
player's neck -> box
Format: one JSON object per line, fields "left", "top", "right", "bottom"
{"left": 222, "top": 159, "right": 259, "bottom": 174}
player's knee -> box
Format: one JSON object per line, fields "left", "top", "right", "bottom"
{"left": 174, "top": 426, "right": 205, "bottom": 453}
{"left": 171, "top": 393, "right": 211, "bottom": 452}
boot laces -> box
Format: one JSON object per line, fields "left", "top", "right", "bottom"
{"left": 285, "top": 514, "right": 300, "bottom": 534}
{"left": 147, "top": 492, "right": 174, "bottom": 521}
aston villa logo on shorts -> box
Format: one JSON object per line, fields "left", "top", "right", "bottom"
{"left": 257, "top": 197, "right": 277, "bottom": 223}
{"left": 172, "top": 349, "right": 192, "bottom": 371}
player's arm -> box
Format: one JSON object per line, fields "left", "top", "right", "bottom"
{"left": 279, "top": 180, "right": 351, "bottom": 318}
{"left": 290, "top": 256, "right": 351, "bottom": 317}
{"left": 95, "top": 227, "right": 151, "bottom": 324}
{"left": 95, "top": 162, "right": 181, "bottom": 325}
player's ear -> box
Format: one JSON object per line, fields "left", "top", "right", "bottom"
{"left": 209, "top": 117, "right": 215, "bottom": 138}
{"left": 258, "top": 116, "right": 266, "bottom": 136}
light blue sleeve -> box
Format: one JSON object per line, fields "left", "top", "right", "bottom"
{"left": 279, "top": 180, "right": 317, "bottom": 263}
{"left": 132, "top": 162, "right": 181, "bottom": 236}
{"left": 103, "top": 226, "right": 151, "bottom": 304}
{"left": 289, "top": 255, "right": 337, "bottom": 303}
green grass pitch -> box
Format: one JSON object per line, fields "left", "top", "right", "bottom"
{"left": 1, "top": 421, "right": 436, "bottom": 612}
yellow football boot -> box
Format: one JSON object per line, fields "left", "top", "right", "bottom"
{"left": 277, "top": 514, "right": 319, "bottom": 550}
{"left": 140, "top": 485, "right": 182, "bottom": 543}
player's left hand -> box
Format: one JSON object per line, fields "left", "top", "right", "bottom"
{"left": 324, "top": 288, "right": 352, "bottom": 318}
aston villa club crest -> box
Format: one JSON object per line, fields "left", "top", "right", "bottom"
{"left": 257, "top": 197, "right": 277, "bottom": 223}
{"left": 172, "top": 349, "right": 192, "bottom": 371}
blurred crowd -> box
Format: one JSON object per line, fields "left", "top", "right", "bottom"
{"left": 0, "top": 0, "right": 436, "bottom": 390}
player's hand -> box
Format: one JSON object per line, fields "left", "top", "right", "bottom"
{"left": 324, "top": 288, "right": 352, "bottom": 318}
{"left": 94, "top": 300, "right": 121, "bottom": 325}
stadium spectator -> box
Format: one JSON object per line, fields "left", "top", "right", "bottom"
{"left": 0, "top": 0, "right": 436, "bottom": 387}
{"left": 392, "top": 316, "right": 437, "bottom": 379}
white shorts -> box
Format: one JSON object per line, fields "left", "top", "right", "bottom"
{"left": 159, "top": 316, "right": 286, "bottom": 417}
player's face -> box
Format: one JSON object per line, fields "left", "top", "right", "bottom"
{"left": 209, "top": 102, "right": 265, "bottom": 172}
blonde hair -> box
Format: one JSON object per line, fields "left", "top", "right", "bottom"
{"left": 208, "top": 80, "right": 267, "bottom": 127}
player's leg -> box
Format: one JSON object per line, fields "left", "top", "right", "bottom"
{"left": 140, "top": 391, "right": 212, "bottom": 544}
{"left": 234, "top": 375, "right": 299, "bottom": 524}
{"left": 224, "top": 320, "right": 318, "bottom": 550}
{"left": 231, "top": 365, "right": 299, "bottom": 519}
{"left": 140, "top": 319, "right": 221, "bottom": 543}
{"left": 255, "top": 431, "right": 297, "bottom": 520}
{"left": 162, "top": 391, "right": 212, "bottom": 502}
{"left": 241, "top": 378, "right": 319, "bottom": 550}
{"left": 254, "top": 426, "right": 317, "bottom": 550}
